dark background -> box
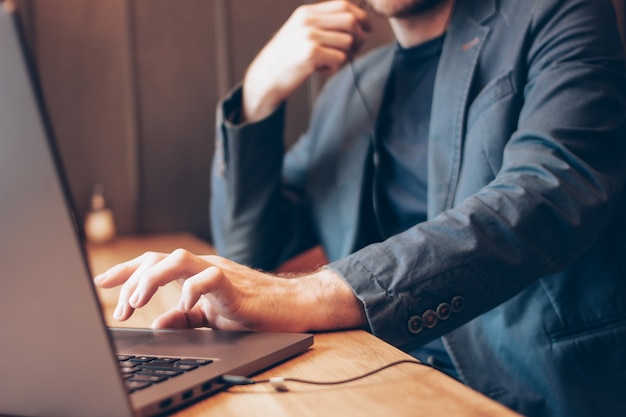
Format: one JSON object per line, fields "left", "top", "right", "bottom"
{"left": 12, "top": 0, "right": 625, "bottom": 242}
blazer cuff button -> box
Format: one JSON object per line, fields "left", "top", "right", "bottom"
{"left": 451, "top": 296, "right": 465, "bottom": 313}
{"left": 436, "top": 303, "right": 451, "bottom": 320}
{"left": 422, "top": 309, "right": 438, "bottom": 328}
{"left": 408, "top": 315, "right": 423, "bottom": 334}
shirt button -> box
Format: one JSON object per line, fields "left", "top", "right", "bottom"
{"left": 422, "top": 309, "right": 438, "bottom": 328}
{"left": 451, "top": 296, "right": 465, "bottom": 313}
{"left": 408, "top": 315, "right": 423, "bottom": 334}
{"left": 436, "top": 303, "right": 451, "bottom": 320}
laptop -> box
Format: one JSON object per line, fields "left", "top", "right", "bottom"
{"left": 0, "top": 3, "right": 313, "bottom": 416}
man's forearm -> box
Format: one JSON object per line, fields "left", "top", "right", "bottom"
{"left": 296, "top": 268, "right": 368, "bottom": 332}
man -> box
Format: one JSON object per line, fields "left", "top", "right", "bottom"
{"left": 96, "top": 1, "right": 626, "bottom": 416}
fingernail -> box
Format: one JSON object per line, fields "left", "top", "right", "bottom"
{"left": 93, "top": 272, "right": 106, "bottom": 283}
{"left": 113, "top": 303, "right": 124, "bottom": 320}
{"left": 129, "top": 292, "right": 140, "bottom": 308}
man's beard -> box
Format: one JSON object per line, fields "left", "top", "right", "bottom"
{"left": 365, "top": 0, "right": 448, "bottom": 18}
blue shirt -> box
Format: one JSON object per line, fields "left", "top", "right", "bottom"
{"left": 373, "top": 36, "right": 444, "bottom": 238}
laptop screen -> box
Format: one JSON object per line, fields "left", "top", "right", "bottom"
{"left": 0, "top": 4, "right": 312, "bottom": 416}
{"left": 0, "top": 4, "right": 140, "bottom": 415}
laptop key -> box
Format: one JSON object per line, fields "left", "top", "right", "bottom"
{"left": 118, "top": 355, "right": 215, "bottom": 393}
{"left": 180, "top": 358, "right": 213, "bottom": 365}
{"left": 140, "top": 362, "right": 198, "bottom": 371}
{"left": 137, "top": 368, "right": 184, "bottom": 377}
{"left": 128, "top": 374, "right": 168, "bottom": 383}
{"left": 125, "top": 380, "right": 152, "bottom": 392}
{"left": 129, "top": 356, "right": 157, "bottom": 363}
{"left": 150, "top": 357, "right": 179, "bottom": 364}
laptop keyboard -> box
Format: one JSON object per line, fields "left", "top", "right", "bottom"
{"left": 117, "top": 355, "right": 213, "bottom": 393}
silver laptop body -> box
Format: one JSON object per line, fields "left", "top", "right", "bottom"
{"left": 0, "top": 5, "right": 312, "bottom": 416}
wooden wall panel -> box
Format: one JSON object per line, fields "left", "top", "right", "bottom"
{"left": 130, "top": 0, "right": 218, "bottom": 239}
{"left": 27, "top": 0, "right": 139, "bottom": 234}
{"left": 226, "top": 0, "right": 310, "bottom": 147}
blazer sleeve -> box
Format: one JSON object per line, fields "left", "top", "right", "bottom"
{"left": 210, "top": 86, "right": 319, "bottom": 270}
{"left": 328, "top": 0, "right": 626, "bottom": 348}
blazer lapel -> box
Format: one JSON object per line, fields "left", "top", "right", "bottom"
{"left": 336, "top": 47, "right": 394, "bottom": 257}
{"left": 427, "top": 0, "right": 496, "bottom": 217}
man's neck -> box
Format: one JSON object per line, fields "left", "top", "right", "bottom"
{"left": 389, "top": 0, "right": 455, "bottom": 48}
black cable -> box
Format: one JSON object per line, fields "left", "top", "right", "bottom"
{"left": 348, "top": 50, "right": 377, "bottom": 137}
{"left": 219, "top": 359, "right": 446, "bottom": 392}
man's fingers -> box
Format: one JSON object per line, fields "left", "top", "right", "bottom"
{"left": 151, "top": 306, "right": 208, "bottom": 329}
{"left": 112, "top": 252, "right": 168, "bottom": 320}
{"left": 152, "top": 303, "right": 249, "bottom": 332}
{"left": 304, "top": 0, "right": 370, "bottom": 29}
{"left": 309, "top": 10, "right": 370, "bottom": 34}
{"left": 177, "top": 266, "right": 231, "bottom": 313}
{"left": 129, "top": 249, "right": 210, "bottom": 309}
{"left": 241, "top": 1, "right": 370, "bottom": 122}
{"left": 93, "top": 256, "right": 146, "bottom": 288}
{"left": 96, "top": 249, "right": 209, "bottom": 322}
{"left": 310, "top": 28, "right": 355, "bottom": 53}
{"left": 299, "top": 5, "right": 370, "bottom": 57}
{"left": 92, "top": 252, "right": 160, "bottom": 321}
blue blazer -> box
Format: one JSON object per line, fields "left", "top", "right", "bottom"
{"left": 211, "top": 0, "right": 626, "bottom": 415}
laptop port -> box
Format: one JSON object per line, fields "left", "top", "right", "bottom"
{"left": 201, "top": 381, "right": 212, "bottom": 392}
{"left": 182, "top": 389, "right": 193, "bottom": 400}
{"left": 159, "top": 398, "right": 173, "bottom": 409}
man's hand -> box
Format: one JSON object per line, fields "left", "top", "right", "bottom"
{"left": 242, "top": 0, "right": 370, "bottom": 122}
{"left": 94, "top": 249, "right": 367, "bottom": 332}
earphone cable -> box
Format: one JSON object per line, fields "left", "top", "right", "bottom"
{"left": 218, "top": 358, "right": 461, "bottom": 393}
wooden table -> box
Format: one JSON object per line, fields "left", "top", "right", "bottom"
{"left": 87, "top": 233, "right": 521, "bottom": 417}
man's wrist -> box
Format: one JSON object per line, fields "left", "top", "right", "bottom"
{"left": 242, "top": 79, "right": 281, "bottom": 123}
{"left": 296, "top": 268, "right": 367, "bottom": 332}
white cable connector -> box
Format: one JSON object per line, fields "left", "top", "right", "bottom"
{"left": 269, "top": 377, "right": 288, "bottom": 392}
